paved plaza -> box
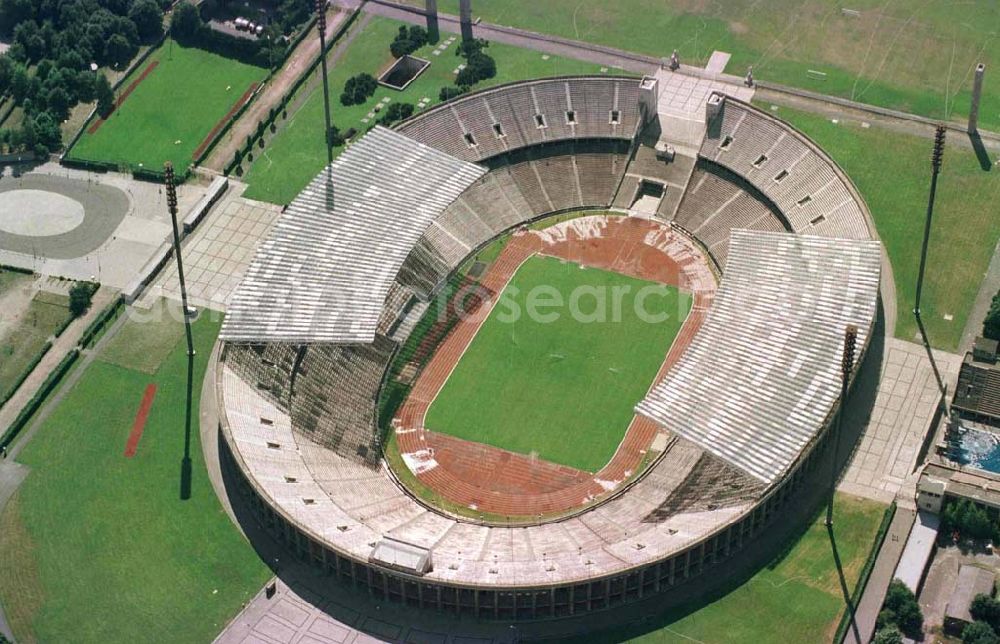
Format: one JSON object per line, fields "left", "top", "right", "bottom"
{"left": 141, "top": 182, "right": 280, "bottom": 310}
{"left": 839, "top": 338, "right": 963, "bottom": 504}
{"left": 0, "top": 163, "right": 204, "bottom": 288}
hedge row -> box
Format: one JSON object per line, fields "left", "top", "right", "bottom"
{"left": 79, "top": 296, "right": 125, "bottom": 350}
{"left": 0, "top": 348, "right": 78, "bottom": 451}
{"left": 0, "top": 264, "right": 34, "bottom": 275}
{"left": 0, "top": 341, "right": 53, "bottom": 410}
{"left": 832, "top": 501, "right": 897, "bottom": 644}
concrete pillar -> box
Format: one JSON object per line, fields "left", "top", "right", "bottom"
{"left": 425, "top": 0, "right": 439, "bottom": 43}
{"left": 459, "top": 0, "right": 473, "bottom": 41}
{"left": 969, "top": 63, "right": 986, "bottom": 133}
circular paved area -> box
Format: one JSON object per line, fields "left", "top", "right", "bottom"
{"left": 0, "top": 174, "right": 128, "bottom": 259}
{"left": 0, "top": 190, "right": 85, "bottom": 236}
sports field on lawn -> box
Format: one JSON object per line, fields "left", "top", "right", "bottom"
{"left": 769, "top": 105, "right": 1000, "bottom": 351}
{"left": 586, "top": 494, "right": 889, "bottom": 643}
{"left": 241, "top": 16, "right": 615, "bottom": 204}
{"left": 406, "top": 0, "right": 999, "bottom": 132}
{"left": 69, "top": 40, "right": 267, "bottom": 171}
{"left": 424, "top": 255, "right": 691, "bottom": 473}
{"left": 0, "top": 306, "right": 270, "bottom": 643}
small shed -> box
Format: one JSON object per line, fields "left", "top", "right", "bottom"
{"left": 944, "top": 564, "right": 996, "bottom": 634}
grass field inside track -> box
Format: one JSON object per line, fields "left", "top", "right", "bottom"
{"left": 424, "top": 255, "right": 691, "bottom": 473}
{"left": 769, "top": 105, "right": 1000, "bottom": 351}
{"left": 241, "top": 16, "right": 617, "bottom": 204}
{"left": 404, "top": 0, "right": 1000, "bottom": 132}
{"left": 69, "top": 40, "right": 267, "bottom": 171}
{"left": 585, "top": 494, "right": 888, "bottom": 643}
{"left": 0, "top": 306, "right": 270, "bottom": 643}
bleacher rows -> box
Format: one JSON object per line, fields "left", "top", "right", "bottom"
{"left": 673, "top": 166, "right": 787, "bottom": 267}
{"left": 396, "top": 140, "right": 629, "bottom": 298}
{"left": 702, "top": 97, "right": 871, "bottom": 240}
{"left": 220, "top": 352, "right": 760, "bottom": 587}
{"left": 396, "top": 77, "right": 642, "bottom": 163}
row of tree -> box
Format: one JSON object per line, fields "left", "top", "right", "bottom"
{"left": 0, "top": 0, "right": 166, "bottom": 156}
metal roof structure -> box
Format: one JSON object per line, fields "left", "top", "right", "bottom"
{"left": 636, "top": 229, "right": 881, "bottom": 484}
{"left": 220, "top": 126, "right": 486, "bottom": 343}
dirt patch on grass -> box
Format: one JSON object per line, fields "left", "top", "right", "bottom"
{"left": 0, "top": 492, "right": 44, "bottom": 644}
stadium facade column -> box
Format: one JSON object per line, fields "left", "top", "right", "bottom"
{"left": 969, "top": 63, "right": 986, "bottom": 134}
{"left": 459, "top": 0, "right": 473, "bottom": 41}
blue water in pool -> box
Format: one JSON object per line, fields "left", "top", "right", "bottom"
{"left": 952, "top": 427, "right": 1000, "bottom": 474}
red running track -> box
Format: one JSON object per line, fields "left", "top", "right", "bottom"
{"left": 124, "top": 383, "right": 157, "bottom": 458}
{"left": 87, "top": 60, "right": 160, "bottom": 135}
{"left": 192, "top": 82, "right": 259, "bottom": 161}
{"left": 393, "top": 216, "right": 716, "bottom": 518}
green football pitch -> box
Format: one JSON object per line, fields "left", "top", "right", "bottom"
{"left": 69, "top": 40, "right": 267, "bottom": 171}
{"left": 424, "top": 255, "right": 691, "bottom": 473}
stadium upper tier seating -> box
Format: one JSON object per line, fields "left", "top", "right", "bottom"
{"left": 700, "top": 97, "right": 872, "bottom": 240}
{"left": 396, "top": 139, "right": 630, "bottom": 298}
{"left": 396, "top": 77, "right": 642, "bottom": 162}
{"left": 672, "top": 163, "right": 787, "bottom": 267}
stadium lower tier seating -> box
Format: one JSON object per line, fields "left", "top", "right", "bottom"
{"left": 396, "top": 139, "right": 631, "bottom": 298}
{"left": 672, "top": 163, "right": 787, "bottom": 267}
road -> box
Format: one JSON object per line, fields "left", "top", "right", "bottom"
{"left": 202, "top": 7, "right": 356, "bottom": 172}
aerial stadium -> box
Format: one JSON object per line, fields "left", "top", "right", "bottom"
{"left": 214, "top": 70, "right": 883, "bottom": 621}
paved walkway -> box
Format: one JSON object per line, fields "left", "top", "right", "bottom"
{"left": 960, "top": 237, "right": 1000, "bottom": 354}
{"left": 838, "top": 338, "right": 962, "bottom": 504}
{"left": 0, "top": 286, "right": 116, "bottom": 437}
{"left": 843, "top": 505, "right": 917, "bottom": 644}
{"left": 203, "top": 7, "right": 356, "bottom": 172}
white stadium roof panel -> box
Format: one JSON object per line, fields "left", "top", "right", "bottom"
{"left": 636, "top": 229, "right": 881, "bottom": 485}
{"left": 220, "top": 126, "right": 486, "bottom": 343}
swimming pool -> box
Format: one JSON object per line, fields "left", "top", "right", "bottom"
{"left": 951, "top": 426, "right": 1000, "bottom": 475}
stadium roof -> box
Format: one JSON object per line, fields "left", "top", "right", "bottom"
{"left": 220, "top": 126, "right": 486, "bottom": 344}
{"left": 636, "top": 229, "right": 881, "bottom": 485}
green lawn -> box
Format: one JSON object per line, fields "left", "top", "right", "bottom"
{"left": 406, "top": 0, "right": 1000, "bottom": 132}
{"left": 424, "top": 255, "right": 691, "bottom": 472}
{"left": 589, "top": 494, "right": 888, "bottom": 643}
{"left": 0, "top": 307, "right": 270, "bottom": 643}
{"left": 241, "top": 16, "right": 617, "bottom": 204}
{"left": 0, "top": 291, "right": 72, "bottom": 403}
{"left": 770, "top": 105, "right": 1000, "bottom": 351}
{"left": 69, "top": 40, "right": 267, "bottom": 171}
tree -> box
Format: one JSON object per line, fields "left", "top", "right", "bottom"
{"left": 377, "top": 102, "right": 414, "bottom": 126}
{"left": 170, "top": 1, "right": 201, "bottom": 41}
{"left": 95, "top": 73, "right": 114, "bottom": 117}
{"left": 985, "top": 291, "right": 1000, "bottom": 341}
{"left": 972, "top": 594, "right": 1000, "bottom": 631}
{"left": 456, "top": 37, "right": 487, "bottom": 59}
{"left": 105, "top": 32, "right": 135, "bottom": 68}
{"left": 964, "top": 621, "right": 1000, "bottom": 644}
{"left": 128, "top": 0, "right": 163, "bottom": 41}
{"left": 340, "top": 73, "right": 377, "bottom": 106}
{"left": 872, "top": 626, "right": 903, "bottom": 644}
{"left": 26, "top": 111, "right": 61, "bottom": 153}
{"left": 69, "top": 282, "right": 98, "bottom": 317}
{"left": 456, "top": 51, "right": 496, "bottom": 87}
{"left": 882, "top": 579, "right": 924, "bottom": 638}
{"left": 439, "top": 86, "right": 465, "bottom": 102}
